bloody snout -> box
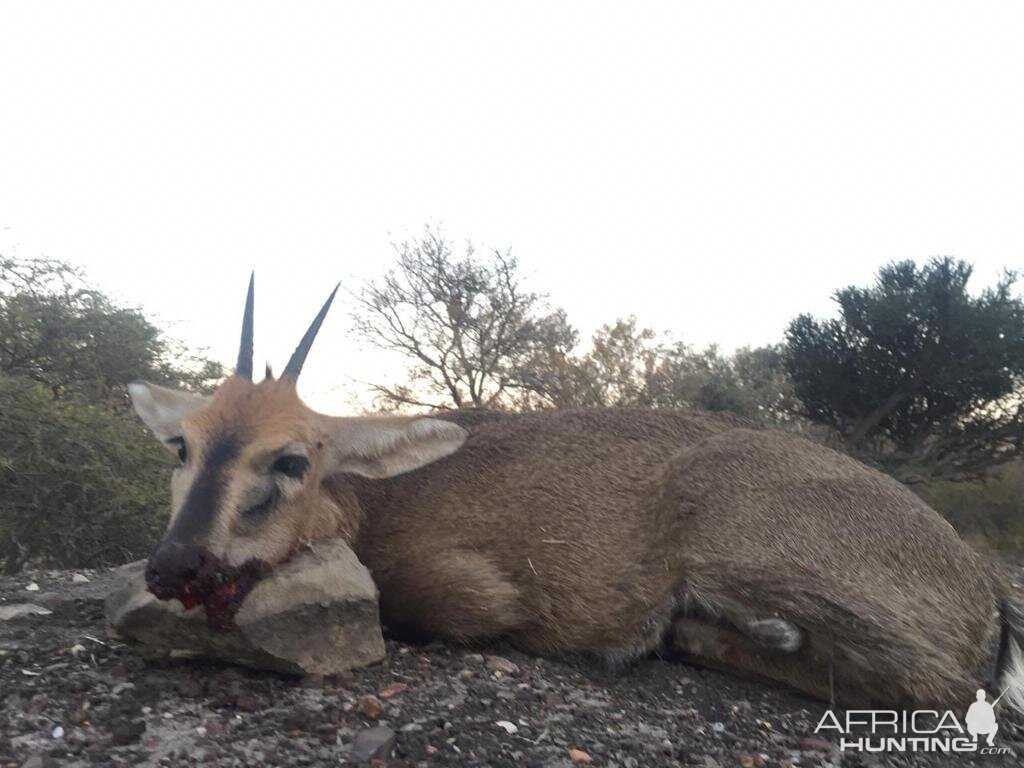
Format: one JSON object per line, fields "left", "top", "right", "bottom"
{"left": 145, "top": 539, "right": 207, "bottom": 603}
{"left": 145, "top": 539, "right": 270, "bottom": 632}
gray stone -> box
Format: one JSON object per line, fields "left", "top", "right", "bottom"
{"left": 349, "top": 725, "right": 396, "bottom": 763}
{"left": 0, "top": 603, "right": 52, "bottom": 620}
{"left": 105, "top": 539, "right": 385, "bottom": 675}
{"left": 484, "top": 654, "right": 519, "bottom": 675}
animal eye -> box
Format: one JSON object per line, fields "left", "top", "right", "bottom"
{"left": 167, "top": 437, "right": 187, "bottom": 465}
{"left": 272, "top": 455, "right": 309, "bottom": 480}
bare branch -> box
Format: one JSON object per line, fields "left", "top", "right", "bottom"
{"left": 350, "top": 227, "right": 568, "bottom": 411}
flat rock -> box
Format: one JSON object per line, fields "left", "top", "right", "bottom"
{"left": 349, "top": 725, "right": 396, "bottom": 763}
{"left": 0, "top": 603, "right": 52, "bottom": 621}
{"left": 105, "top": 539, "right": 385, "bottom": 675}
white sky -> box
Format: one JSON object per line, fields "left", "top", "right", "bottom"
{"left": 2, "top": 2, "right": 1023, "bottom": 413}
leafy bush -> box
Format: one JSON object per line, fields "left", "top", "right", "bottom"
{"left": 0, "top": 374, "right": 172, "bottom": 572}
{"left": 0, "top": 255, "right": 221, "bottom": 572}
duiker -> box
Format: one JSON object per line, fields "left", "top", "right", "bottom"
{"left": 130, "top": 277, "right": 1024, "bottom": 710}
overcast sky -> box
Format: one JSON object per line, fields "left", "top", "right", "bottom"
{"left": 2, "top": 2, "right": 1022, "bottom": 413}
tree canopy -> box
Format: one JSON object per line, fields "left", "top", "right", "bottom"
{"left": 520, "top": 316, "right": 794, "bottom": 421}
{"left": 0, "top": 256, "right": 223, "bottom": 400}
{"left": 351, "top": 234, "right": 792, "bottom": 421}
{"left": 0, "top": 255, "right": 223, "bottom": 571}
{"left": 785, "top": 257, "right": 1024, "bottom": 479}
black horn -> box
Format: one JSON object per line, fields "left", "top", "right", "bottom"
{"left": 282, "top": 283, "right": 339, "bottom": 380}
{"left": 235, "top": 272, "right": 256, "bottom": 379}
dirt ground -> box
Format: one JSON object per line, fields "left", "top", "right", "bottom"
{"left": 1, "top": 569, "right": 1021, "bottom": 768}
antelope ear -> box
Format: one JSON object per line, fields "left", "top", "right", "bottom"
{"left": 128, "top": 381, "right": 209, "bottom": 444}
{"left": 327, "top": 416, "right": 468, "bottom": 479}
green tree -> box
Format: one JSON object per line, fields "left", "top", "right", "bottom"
{"left": 0, "top": 256, "right": 222, "bottom": 399}
{"left": 646, "top": 342, "right": 797, "bottom": 423}
{"left": 0, "top": 254, "right": 224, "bottom": 570}
{"left": 785, "top": 257, "right": 1024, "bottom": 480}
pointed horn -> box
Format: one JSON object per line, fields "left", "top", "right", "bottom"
{"left": 282, "top": 283, "right": 339, "bottom": 380}
{"left": 235, "top": 272, "right": 255, "bottom": 380}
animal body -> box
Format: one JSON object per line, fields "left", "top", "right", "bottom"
{"left": 129, "top": 277, "right": 1024, "bottom": 711}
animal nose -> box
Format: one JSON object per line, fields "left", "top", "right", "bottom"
{"left": 145, "top": 539, "right": 202, "bottom": 598}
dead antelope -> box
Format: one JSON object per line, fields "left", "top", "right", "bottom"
{"left": 129, "top": 276, "right": 1024, "bottom": 710}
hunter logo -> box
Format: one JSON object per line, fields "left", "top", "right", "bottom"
{"left": 965, "top": 689, "right": 1001, "bottom": 746}
{"left": 814, "top": 688, "right": 1011, "bottom": 755}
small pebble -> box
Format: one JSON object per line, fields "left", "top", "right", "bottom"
{"left": 71, "top": 574, "right": 90, "bottom": 583}
{"left": 569, "top": 748, "right": 593, "bottom": 763}
{"left": 51, "top": 725, "right": 64, "bottom": 739}
{"left": 378, "top": 682, "right": 407, "bottom": 699}
{"left": 25, "top": 582, "right": 40, "bottom": 592}
{"left": 485, "top": 655, "right": 519, "bottom": 675}
{"left": 495, "top": 720, "right": 518, "bottom": 735}
{"left": 358, "top": 694, "right": 384, "bottom": 719}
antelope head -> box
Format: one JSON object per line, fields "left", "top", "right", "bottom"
{"left": 128, "top": 275, "right": 467, "bottom": 628}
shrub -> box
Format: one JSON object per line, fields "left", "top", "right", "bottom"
{"left": 915, "top": 463, "right": 1024, "bottom": 553}
{"left": 0, "top": 375, "right": 172, "bottom": 572}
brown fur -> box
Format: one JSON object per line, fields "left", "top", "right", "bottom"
{"left": 133, "top": 378, "right": 1009, "bottom": 709}
{"left": 350, "top": 408, "right": 1003, "bottom": 707}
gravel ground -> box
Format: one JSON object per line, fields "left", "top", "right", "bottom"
{"left": 1, "top": 569, "right": 1022, "bottom": 768}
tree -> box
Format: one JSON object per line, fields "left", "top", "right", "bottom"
{"left": 0, "top": 256, "right": 223, "bottom": 399}
{"left": 728, "top": 345, "right": 801, "bottom": 423}
{"left": 646, "top": 342, "right": 798, "bottom": 423}
{"left": 785, "top": 257, "right": 1024, "bottom": 480}
{"left": 0, "top": 254, "right": 225, "bottom": 570}
{"left": 351, "top": 229, "right": 575, "bottom": 410}
{"left": 352, "top": 228, "right": 793, "bottom": 421}
{"left": 514, "top": 315, "right": 796, "bottom": 422}
{"left": 513, "top": 317, "right": 659, "bottom": 409}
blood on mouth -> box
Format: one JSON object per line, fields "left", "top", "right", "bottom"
{"left": 147, "top": 552, "right": 269, "bottom": 632}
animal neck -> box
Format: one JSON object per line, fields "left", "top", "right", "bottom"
{"left": 316, "top": 475, "right": 367, "bottom": 549}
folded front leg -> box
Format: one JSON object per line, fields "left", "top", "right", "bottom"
{"left": 374, "top": 549, "right": 525, "bottom": 643}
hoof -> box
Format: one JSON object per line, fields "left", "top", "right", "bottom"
{"left": 747, "top": 618, "right": 803, "bottom": 652}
